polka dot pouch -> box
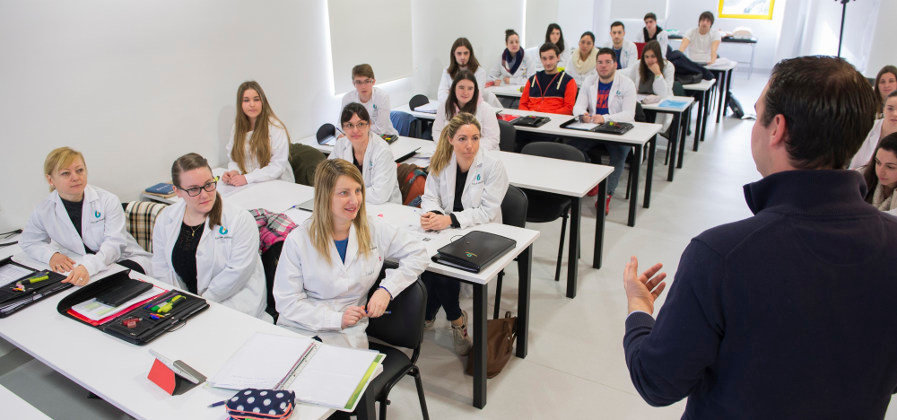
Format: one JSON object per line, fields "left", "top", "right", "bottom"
{"left": 214, "top": 388, "right": 296, "bottom": 420}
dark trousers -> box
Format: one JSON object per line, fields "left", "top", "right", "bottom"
{"left": 423, "top": 272, "right": 462, "bottom": 321}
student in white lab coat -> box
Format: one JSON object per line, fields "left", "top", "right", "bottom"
{"left": 340, "top": 64, "right": 398, "bottom": 137}
{"left": 433, "top": 70, "right": 500, "bottom": 151}
{"left": 488, "top": 29, "right": 536, "bottom": 86}
{"left": 437, "top": 37, "right": 489, "bottom": 103}
{"left": 600, "top": 21, "right": 638, "bottom": 71}
{"left": 851, "top": 92, "right": 897, "bottom": 169}
{"left": 329, "top": 103, "right": 402, "bottom": 204}
{"left": 566, "top": 32, "right": 598, "bottom": 86}
{"left": 420, "top": 112, "right": 509, "bottom": 355}
{"left": 571, "top": 47, "right": 637, "bottom": 215}
{"left": 151, "top": 153, "right": 268, "bottom": 320}
{"left": 20, "top": 147, "right": 151, "bottom": 286}
{"left": 222, "top": 81, "right": 294, "bottom": 186}
{"left": 635, "top": 12, "right": 670, "bottom": 58}
{"left": 273, "top": 159, "right": 429, "bottom": 349}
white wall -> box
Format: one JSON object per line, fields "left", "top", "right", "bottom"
{"left": 866, "top": 0, "right": 896, "bottom": 76}
{"left": 525, "top": 0, "right": 560, "bottom": 49}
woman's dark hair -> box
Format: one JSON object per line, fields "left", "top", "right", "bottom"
{"left": 699, "top": 11, "right": 715, "bottom": 25}
{"left": 172, "top": 153, "right": 222, "bottom": 227}
{"left": 504, "top": 29, "right": 518, "bottom": 43}
{"left": 447, "top": 37, "right": 481, "bottom": 78}
{"left": 638, "top": 41, "right": 666, "bottom": 85}
{"left": 761, "top": 56, "right": 877, "bottom": 169}
{"left": 340, "top": 102, "right": 371, "bottom": 125}
{"left": 545, "top": 23, "right": 565, "bottom": 52}
{"left": 580, "top": 31, "right": 595, "bottom": 43}
{"left": 863, "top": 133, "right": 897, "bottom": 203}
{"left": 874, "top": 65, "right": 897, "bottom": 113}
{"left": 445, "top": 70, "right": 480, "bottom": 119}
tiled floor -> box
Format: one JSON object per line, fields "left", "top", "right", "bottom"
{"left": 3, "top": 70, "right": 896, "bottom": 419}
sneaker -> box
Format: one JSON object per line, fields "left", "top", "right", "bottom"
{"left": 424, "top": 319, "right": 435, "bottom": 330}
{"left": 605, "top": 195, "right": 612, "bottom": 215}
{"left": 450, "top": 311, "right": 472, "bottom": 356}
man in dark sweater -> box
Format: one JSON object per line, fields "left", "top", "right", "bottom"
{"left": 623, "top": 56, "right": 897, "bottom": 419}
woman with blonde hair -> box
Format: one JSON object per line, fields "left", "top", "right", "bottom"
{"left": 151, "top": 153, "right": 268, "bottom": 320}
{"left": 273, "top": 159, "right": 428, "bottom": 348}
{"left": 222, "top": 81, "right": 294, "bottom": 186}
{"left": 20, "top": 147, "right": 151, "bottom": 285}
{"left": 419, "top": 113, "right": 508, "bottom": 355}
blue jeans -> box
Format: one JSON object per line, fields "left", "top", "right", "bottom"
{"left": 566, "top": 139, "right": 631, "bottom": 196}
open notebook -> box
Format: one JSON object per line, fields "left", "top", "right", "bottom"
{"left": 209, "top": 332, "right": 384, "bottom": 412}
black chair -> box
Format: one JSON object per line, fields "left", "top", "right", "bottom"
{"left": 492, "top": 185, "right": 527, "bottom": 319}
{"left": 409, "top": 94, "right": 431, "bottom": 138}
{"left": 521, "top": 142, "right": 585, "bottom": 282}
{"left": 260, "top": 241, "right": 284, "bottom": 322}
{"left": 363, "top": 273, "right": 429, "bottom": 420}
{"left": 498, "top": 119, "right": 517, "bottom": 152}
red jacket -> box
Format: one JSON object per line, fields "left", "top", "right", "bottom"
{"left": 518, "top": 70, "right": 577, "bottom": 115}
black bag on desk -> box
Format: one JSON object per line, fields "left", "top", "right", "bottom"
{"left": 510, "top": 115, "right": 550, "bottom": 128}
{"left": 57, "top": 271, "right": 209, "bottom": 345}
{"left": 0, "top": 257, "right": 70, "bottom": 318}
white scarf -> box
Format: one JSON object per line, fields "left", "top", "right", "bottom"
{"left": 573, "top": 48, "right": 597, "bottom": 75}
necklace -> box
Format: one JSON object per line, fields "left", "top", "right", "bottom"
{"left": 185, "top": 223, "right": 202, "bottom": 238}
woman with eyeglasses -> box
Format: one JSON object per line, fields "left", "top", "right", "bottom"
{"left": 340, "top": 64, "right": 398, "bottom": 137}
{"left": 221, "top": 81, "right": 294, "bottom": 187}
{"left": 151, "top": 153, "right": 268, "bottom": 320}
{"left": 21, "top": 147, "right": 152, "bottom": 286}
{"left": 328, "top": 103, "right": 402, "bottom": 204}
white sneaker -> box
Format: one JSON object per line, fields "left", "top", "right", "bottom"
{"left": 450, "top": 311, "right": 472, "bottom": 356}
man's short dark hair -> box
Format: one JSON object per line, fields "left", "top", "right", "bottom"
{"left": 611, "top": 21, "right": 624, "bottom": 30}
{"left": 644, "top": 12, "right": 657, "bottom": 22}
{"left": 699, "top": 11, "right": 714, "bottom": 25}
{"left": 761, "top": 56, "right": 877, "bottom": 169}
{"left": 596, "top": 47, "right": 616, "bottom": 61}
{"left": 539, "top": 42, "right": 560, "bottom": 56}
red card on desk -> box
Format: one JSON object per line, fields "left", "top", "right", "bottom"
{"left": 148, "top": 358, "right": 177, "bottom": 395}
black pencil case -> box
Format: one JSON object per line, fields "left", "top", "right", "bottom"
{"left": 0, "top": 257, "right": 70, "bottom": 318}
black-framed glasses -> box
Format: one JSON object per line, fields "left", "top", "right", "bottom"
{"left": 179, "top": 177, "right": 219, "bottom": 197}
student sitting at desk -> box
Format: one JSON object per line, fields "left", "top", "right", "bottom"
{"left": 420, "top": 113, "right": 508, "bottom": 355}
{"left": 434, "top": 70, "right": 500, "bottom": 151}
{"left": 874, "top": 65, "right": 897, "bottom": 118}
{"left": 850, "top": 91, "right": 897, "bottom": 169}
{"left": 437, "top": 37, "right": 488, "bottom": 103}
{"left": 625, "top": 41, "right": 675, "bottom": 128}
{"left": 488, "top": 29, "right": 536, "bottom": 86}
{"left": 222, "top": 81, "right": 294, "bottom": 186}
{"left": 567, "top": 32, "right": 598, "bottom": 86}
{"left": 600, "top": 21, "right": 638, "bottom": 70}
{"left": 21, "top": 147, "right": 152, "bottom": 285}
{"left": 518, "top": 43, "right": 577, "bottom": 115}
{"left": 151, "top": 153, "right": 268, "bottom": 320}
{"left": 329, "top": 103, "right": 402, "bottom": 204}
{"left": 544, "top": 23, "right": 570, "bottom": 69}
{"left": 862, "top": 133, "right": 897, "bottom": 215}
{"left": 571, "top": 47, "right": 637, "bottom": 215}
{"left": 635, "top": 12, "right": 670, "bottom": 58}
{"left": 678, "top": 11, "right": 721, "bottom": 65}
{"left": 341, "top": 64, "right": 398, "bottom": 137}
{"left": 273, "top": 159, "right": 429, "bottom": 349}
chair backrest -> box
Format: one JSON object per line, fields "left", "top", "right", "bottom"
{"left": 520, "top": 141, "right": 586, "bottom": 163}
{"left": 634, "top": 102, "right": 647, "bottom": 123}
{"left": 366, "top": 275, "right": 427, "bottom": 351}
{"left": 672, "top": 81, "right": 686, "bottom": 97}
{"left": 124, "top": 200, "right": 169, "bottom": 252}
{"left": 500, "top": 185, "right": 527, "bottom": 228}
{"left": 497, "top": 119, "right": 517, "bottom": 152}
{"left": 260, "top": 241, "right": 284, "bottom": 319}
{"left": 409, "top": 94, "right": 429, "bottom": 110}
{"left": 390, "top": 110, "right": 416, "bottom": 137}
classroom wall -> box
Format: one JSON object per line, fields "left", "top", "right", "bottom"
{"left": 866, "top": 0, "right": 895, "bottom": 77}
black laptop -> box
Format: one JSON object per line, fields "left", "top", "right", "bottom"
{"left": 432, "top": 231, "right": 517, "bottom": 273}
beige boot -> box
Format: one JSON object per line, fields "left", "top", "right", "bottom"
{"left": 450, "top": 310, "right": 472, "bottom": 356}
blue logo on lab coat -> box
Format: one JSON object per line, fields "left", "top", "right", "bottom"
{"left": 94, "top": 210, "right": 101, "bottom": 218}
{"left": 219, "top": 226, "right": 228, "bottom": 235}
{"left": 476, "top": 174, "right": 481, "bottom": 181}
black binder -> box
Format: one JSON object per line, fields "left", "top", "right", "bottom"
{"left": 432, "top": 231, "right": 517, "bottom": 273}
{"left": 510, "top": 115, "right": 550, "bottom": 128}
{"left": 0, "top": 257, "right": 70, "bottom": 318}
{"left": 559, "top": 118, "right": 634, "bottom": 135}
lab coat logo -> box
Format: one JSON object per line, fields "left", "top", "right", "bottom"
{"left": 476, "top": 174, "right": 481, "bottom": 181}
{"left": 219, "top": 226, "right": 228, "bottom": 235}
{"left": 465, "top": 251, "right": 477, "bottom": 258}
{"left": 94, "top": 210, "right": 101, "bottom": 218}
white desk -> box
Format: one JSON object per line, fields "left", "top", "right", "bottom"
{"left": 640, "top": 96, "right": 696, "bottom": 181}
{"left": 0, "top": 246, "right": 333, "bottom": 420}
{"left": 222, "top": 182, "right": 540, "bottom": 409}
{"left": 484, "top": 84, "right": 524, "bottom": 98}
{"left": 395, "top": 105, "right": 662, "bottom": 227}
{"left": 704, "top": 61, "right": 738, "bottom": 123}
{"left": 1, "top": 384, "right": 51, "bottom": 419}
{"left": 297, "top": 135, "right": 612, "bottom": 298}
{"left": 681, "top": 78, "right": 717, "bottom": 149}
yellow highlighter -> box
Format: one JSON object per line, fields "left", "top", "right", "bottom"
{"left": 156, "top": 295, "right": 186, "bottom": 314}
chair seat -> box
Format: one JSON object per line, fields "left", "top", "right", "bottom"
{"left": 523, "top": 189, "right": 571, "bottom": 223}
{"left": 367, "top": 343, "right": 414, "bottom": 400}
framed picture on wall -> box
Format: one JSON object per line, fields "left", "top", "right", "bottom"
{"left": 718, "top": 0, "right": 775, "bottom": 20}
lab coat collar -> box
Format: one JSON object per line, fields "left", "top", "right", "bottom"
{"left": 332, "top": 222, "right": 359, "bottom": 268}
{"left": 50, "top": 185, "right": 100, "bottom": 254}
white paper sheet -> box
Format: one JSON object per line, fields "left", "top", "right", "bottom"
{"left": 209, "top": 333, "right": 315, "bottom": 390}
{"left": 70, "top": 285, "right": 166, "bottom": 322}
{"left": 0, "top": 264, "right": 34, "bottom": 285}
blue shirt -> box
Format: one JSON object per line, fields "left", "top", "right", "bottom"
{"left": 613, "top": 48, "right": 622, "bottom": 69}
{"left": 596, "top": 81, "right": 612, "bottom": 115}
{"left": 334, "top": 238, "right": 349, "bottom": 262}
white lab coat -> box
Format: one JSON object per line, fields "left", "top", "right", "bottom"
{"left": 432, "top": 98, "right": 500, "bottom": 151}
{"left": 329, "top": 132, "right": 402, "bottom": 204}
{"left": 488, "top": 50, "right": 538, "bottom": 85}
{"left": 625, "top": 59, "right": 675, "bottom": 98}
{"left": 573, "top": 73, "right": 638, "bottom": 123}
{"left": 600, "top": 40, "right": 639, "bottom": 71}
{"left": 635, "top": 30, "right": 670, "bottom": 58}
{"left": 341, "top": 87, "right": 399, "bottom": 137}
{"left": 421, "top": 149, "right": 509, "bottom": 228}
{"left": 151, "top": 200, "right": 268, "bottom": 320}
{"left": 273, "top": 217, "right": 429, "bottom": 349}
{"left": 437, "top": 66, "right": 489, "bottom": 103}
{"left": 226, "top": 120, "right": 295, "bottom": 184}
{"left": 850, "top": 119, "right": 884, "bottom": 170}
{"left": 21, "top": 185, "right": 151, "bottom": 276}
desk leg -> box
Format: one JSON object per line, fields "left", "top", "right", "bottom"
{"left": 715, "top": 71, "right": 725, "bottom": 123}
{"left": 667, "top": 114, "right": 680, "bottom": 182}
{"left": 567, "top": 197, "right": 581, "bottom": 299}
{"left": 643, "top": 137, "right": 655, "bottom": 209}
{"left": 724, "top": 70, "right": 733, "bottom": 118}
{"left": 516, "top": 246, "right": 531, "bottom": 357}
{"left": 628, "top": 144, "right": 641, "bottom": 227}
{"left": 677, "top": 107, "right": 690, "bottom": 169}
{"left": 693, "top": 93, "right": 704, "bottom": 151}
{"left": 472, "top": 283, "right": 487, "bottom": 409}
{"left": 593, "top": 179, "right": 606, "bottom": 269}
{"left": 701, "top": 90, "right": 711, "bottom": 142}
